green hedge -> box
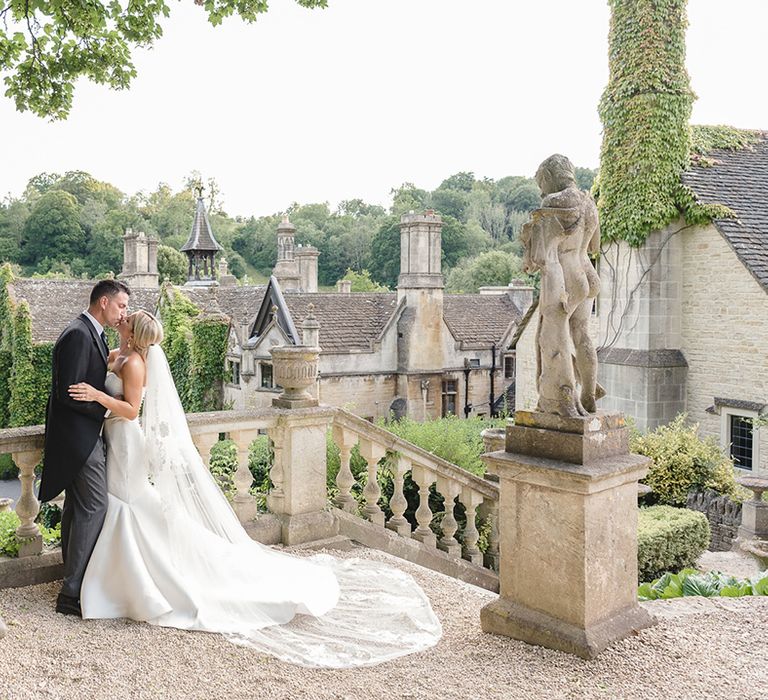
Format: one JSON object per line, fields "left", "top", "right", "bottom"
{"left": 637, "top": 505, "right": 710, "bottom": 582}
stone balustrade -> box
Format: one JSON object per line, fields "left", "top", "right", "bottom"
{"left": 330, "top": 408, "right": 499, "bottom": 572}
{"left": 0, "top": 406, "right": 499, "bottom": 586}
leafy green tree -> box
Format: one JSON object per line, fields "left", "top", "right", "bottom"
{"left": 368, "top": 216, "right": 402, "bottom": 289}
{"left": 21, "top": 190, "right": 85, "bottom": 267}
{"left": 438, "top": 172, "right": 476, "bottom": 193}
{"left": 0, "top": 197, "right": 29, "bottom": 263}
{"left": 445, "top": 250, "right": 527, "bottom": 293}
{"left": 339, "top": 269, "right": 389, "bottom": 292}
{"left": 2, "top": 0, "right": 329, "bottom": 119}
{"left": 157, "top": 245, "right": 188, "bottom": 285}
{"left": 506, "top": 183, "right": 541, "bottom": 212}
{"left": 390, "top": 183, "right": 429, "bottom": 217}
{"left": 430, "top": 188, "right": 470, "bottom": 222}
{"left": 574, "top": 167, "right": 598, "bottom": 192}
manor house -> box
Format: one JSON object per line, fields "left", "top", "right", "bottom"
{"left": 8, "top": 196, "right": 532, "bottom": 421}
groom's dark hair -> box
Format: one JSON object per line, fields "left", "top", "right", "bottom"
{"left": 90, "top": 279, "right": 131, "bottom": 305}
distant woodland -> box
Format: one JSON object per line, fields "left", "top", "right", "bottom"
{"left": 0, "top": 167, "right": 595, "bottom": 292}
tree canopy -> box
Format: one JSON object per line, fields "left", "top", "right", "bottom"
{"left": 1, "top": 165, "right": 597, "bottom": 289}
{"left": 1, "top": 0, "right": 329, "bottom": 119}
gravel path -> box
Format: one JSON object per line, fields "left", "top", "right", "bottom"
{"left": 1, "top": 547, "right": 767, "bottom": 700}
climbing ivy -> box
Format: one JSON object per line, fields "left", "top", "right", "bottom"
{"left": 9, "top": 302, "right": 40, "bottom": 427}
{"left": 690, "top": 124, "right": 762, "bottom": 166}
{"left": 597, "top": 0, "right": 694, "bottom": 246}
{"left": 159, "top": 284, "right": 200, "bottom": 408}
{"left": 596, "top": 1, "right": 757, "bottom": 246}
{"left": 158, "top": 284, "right": 229, "bottom": 413}
{"left": 186, "top": 317, "right": 229, "bottom": 413}
{"left": 0, "top": 264, "right": 15, "bottom": 427}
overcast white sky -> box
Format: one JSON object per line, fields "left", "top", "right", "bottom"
{"left": 1, "top": 0, "right": 766, "bottom": 218}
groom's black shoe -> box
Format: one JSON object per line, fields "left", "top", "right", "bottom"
{"left": 55, "top": 593, "right": 82, "bottom": 617}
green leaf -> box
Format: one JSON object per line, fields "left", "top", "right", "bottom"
{"left": 681, "top": 573, "right": 720, "bottom": 597}
{"left": 637, "top": 582, "right": 658, "bottom": 601}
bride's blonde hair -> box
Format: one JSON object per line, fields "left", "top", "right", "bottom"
{"left": 131, "top": 310, "right": 164, "bottom": 357}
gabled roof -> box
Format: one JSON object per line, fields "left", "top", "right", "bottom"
{"left": 248, "top": 286, "right": 523, "bottom": 354}
{"left": 683, "top": 134, "right": 768, "bottom": 292}
{"left": 282, "top": 292, "right": 400, "bottom": 353}
{"left": 180, "top": 197, "right": 223, "bottom": 253}
{"left": 443, "top": 294, "right": 522, "bottom": 348}
{"left": 7, "top": 279, "right": 160, "bottom": 343}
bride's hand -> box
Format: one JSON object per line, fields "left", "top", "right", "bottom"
{"left": 69, "top": 382, "right": 102, "bottom": 402}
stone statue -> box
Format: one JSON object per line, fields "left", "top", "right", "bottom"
{"left": 521, "top": 154, "right": 601, "bottom": 417}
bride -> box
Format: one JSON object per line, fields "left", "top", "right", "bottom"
{"left": 69, "top": 310, "right": 441, "bottom": 667}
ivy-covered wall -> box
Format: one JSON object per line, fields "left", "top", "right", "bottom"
{"left": 159, "top": 284, "right": 230, "bottom": 413}
{"left": 187, "top": 318, "right": 229, "bottom": 413}
{"left": 597, "top": 0, "right": 757, "bottom": 247}
{"left": 0, "top": 264, "right": 14, "bottom": 427}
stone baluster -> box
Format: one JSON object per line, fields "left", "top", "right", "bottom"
{"left": 14, "top": 450, "right": 43, "bottom": 557}
{"left": 358, "top": 439, "right": 386, "bottom": 527}
{"left": 230, "top": 429, "right": 260, "bottom": 523}
{"left": 481, "top": 497, "right": 500, "bottom": 572}
{"left": 386, "top": 455, "right": 411, "bottom": 537}
{"left": 332, "top": 425, "right": 358, "bottom": 513}
{"left": 192, "top": 432, "right": 219, "bottom": 467}
{"left": 436, "top": 477, "right": 461, "bottom": 557}
{"left": 266, "top": 419, "right": 286, "bottom": 512}
{"left": 411, "top": 464, "right": 436, "bottom": 547}
{"left": 0, "top": 614, "right": 6, "bottom": 639}
{"left": 461, "top": 487, "right": 484, "bottom": 566}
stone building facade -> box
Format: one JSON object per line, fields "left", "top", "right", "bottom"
{"left": 9, "top": 208, "right": 532, "bottom": 424}
{"left": 227, "top": 211, "right": 532, "bottom": 420}
{"left": 515, "top": 134, "right": 768, "bottom": 477}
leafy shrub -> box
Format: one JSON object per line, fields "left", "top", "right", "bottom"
{"left": 637, "top": 505, "right": 710, "bottom": 582}
{"left": 631, "top": 414, "right": 738, "bottom": 506}
{"left": 0, "top": 510, "right": 61, "bottom": 557}
{"left": 209, "top": 439, "right": 237, "bottom": 500}
{"left": 379, "top": 415, "right": 506, "bottom": 476}
{"left": 639, "top": 568, "right": 768, "bottom": 601}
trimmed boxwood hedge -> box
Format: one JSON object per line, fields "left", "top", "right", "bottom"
{"left": 637, "top": 505, "right": 710, "bottom": 582}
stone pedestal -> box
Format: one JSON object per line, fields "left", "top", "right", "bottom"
{"left": 480, "top": 410, "right": 655, "bottom": 659}
{"left": 267, "top": 409, "right": 337, "bottom": 546}
{"left": 736, "top": 477, "right": 768, "bottom": 542}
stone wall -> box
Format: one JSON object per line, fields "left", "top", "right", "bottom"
{"left": 595, "top": 223, "right": 687, "bottom": 431}
{"left": 680, "top": 223, "right": 768, "bottom": 476}
{"left": 687, "top": 489, "right": 742, "bottom": 552}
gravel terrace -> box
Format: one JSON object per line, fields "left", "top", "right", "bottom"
{"left": 1, "top": 546, "right": 767, "bottom": 700}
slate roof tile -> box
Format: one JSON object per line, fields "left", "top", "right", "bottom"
{"left": 683, "top": 134, "right": 768, "bottom": 292}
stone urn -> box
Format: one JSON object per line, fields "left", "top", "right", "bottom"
{"left": 270, "top": 345, "right": 320, "bottom": 408}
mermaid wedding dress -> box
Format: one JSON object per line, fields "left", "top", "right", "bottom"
{"left": 80, "top": 346, "right": 441, "bottom": 667}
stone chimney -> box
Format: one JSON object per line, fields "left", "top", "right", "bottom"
{"left": 272, "top": 215, "right": 302, "bottom": 292}
{"left": 301, "top": 303, "right": 321, "bottom": 348}
{"left": 396, "top": 209, "right": 445, "bottom": 373}
{"left": 295, "top": 245, "right": 320, "bottom": 293}
{"left": 218, "top": 257, "right": 237, "bottom": 287}
{"left": 119, "top": 228, "right": 159, "bottom": 289}
{"left": 336, "top": 279, "right": 352, "bottom": 294}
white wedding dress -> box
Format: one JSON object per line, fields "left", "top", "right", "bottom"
{"left": 80, "top": 346, "right": 441, "bottom": 667}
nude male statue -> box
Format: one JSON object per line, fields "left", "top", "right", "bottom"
{"left": 521, "top": 154, "right": 601, "bottom": 417}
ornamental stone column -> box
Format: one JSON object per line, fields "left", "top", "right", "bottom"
{"left": 267, "top": 308, "right": 336, "bottom": 545}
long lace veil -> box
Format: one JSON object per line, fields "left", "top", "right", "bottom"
{"left": 141, "top": 344, "right": 441, "bottom": 668}
{"left": 143, "top": 344, "right": 249, "bottom": 544}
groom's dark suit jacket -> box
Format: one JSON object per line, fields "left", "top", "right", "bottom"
{"left": 39, "top": 314, "right": 108, "bottom": 502}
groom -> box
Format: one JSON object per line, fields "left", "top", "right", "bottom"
{"left": 39, "top": 279, "right": 130, "bottom": 616}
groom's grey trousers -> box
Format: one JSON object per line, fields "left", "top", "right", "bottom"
{"left": 60, "top": 437, "right": 108, "bottom": 598}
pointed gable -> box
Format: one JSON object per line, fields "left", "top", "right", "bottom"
{"left": 249, "top": 276, "right": 300, "bottom": 344}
